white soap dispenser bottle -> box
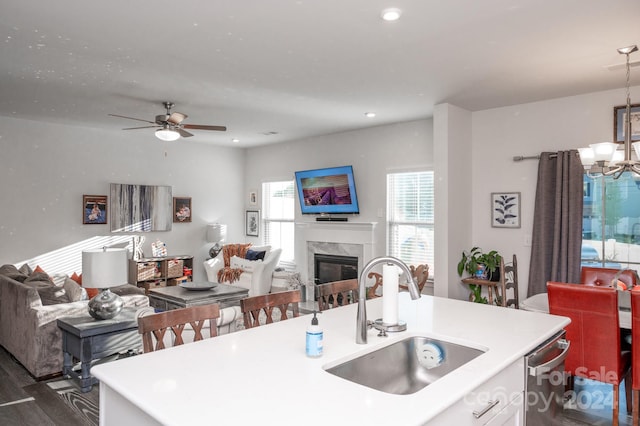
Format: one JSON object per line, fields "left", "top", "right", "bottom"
{"left": 306, "top": 310, "right": 323, "bottom": 358}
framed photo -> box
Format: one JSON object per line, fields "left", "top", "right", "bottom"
{"left": 613, "top": 103, "right": 640, "bottom": 143}
{"left": 173, "top": 197, "right": 192, "bottom": 223}
{"left": 491, "top": 192, "right": 521, "bottom": 228}
{"left": 245, "top": 210, "right": 260, "bottom": 237}
{"left": 83, "top": 195, "right": 108, "bottom": 225}
{"left": 249, "top": 191, "right": 257, "bottom": 205}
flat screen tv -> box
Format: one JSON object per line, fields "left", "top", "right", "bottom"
{"left": 295, "top": 165, "right": 360, "bottom": 215}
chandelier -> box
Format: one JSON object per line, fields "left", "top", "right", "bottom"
{"left": 578, "top": 45, "right": 640, "bottom": 179}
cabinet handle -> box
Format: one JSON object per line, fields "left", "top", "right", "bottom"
{"left": 472, "top": 399, "right": 499, "bottom": 419}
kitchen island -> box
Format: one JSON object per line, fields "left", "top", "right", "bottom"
{"left": 92, "top": 293, "right": 569, "bottom": 425}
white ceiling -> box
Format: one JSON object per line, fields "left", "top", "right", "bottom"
{"left": 1, "top": 0, "right": 639, "bottom": 147}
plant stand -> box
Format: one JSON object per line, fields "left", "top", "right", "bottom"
{"left": 461, "top": 278, "right": 501, "bottom": 305}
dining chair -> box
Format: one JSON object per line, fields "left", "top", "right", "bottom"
{"left": 494, "top": 255, "right": 519, "bottom": 308}
{"left": 580, "top": 266, "right": 638, "bottom": 288}
{"left": 137, "top": 304, "right": 220, "bottom": 353}
{"left": 240, "top": 289, "right": 300, "bottom": 329}
{"left": 631, "top": 289, "right": 640, "bottom": 425}
{"left": 366, "top": 263, "right": 429, "bottom": 299}
{"left": 316, "top": 279, "right": 358, "bottom": 311}
{"left": 547, "top": 281, "right": 632, "bottom": 425}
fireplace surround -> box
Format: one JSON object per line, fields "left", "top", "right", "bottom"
{"left": 294, "top": 221, "right": 377, "bottom": 300}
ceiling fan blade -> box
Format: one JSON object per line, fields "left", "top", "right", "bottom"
{"left": 167, "top": 112, "right": 187, "bottom": 125}
{"left": 122, "top": 125, "right": 160, "bottom": 130}
{"left": 176, "top": 128, "right": 194, "bottom": 138}
{"left": 183, "top": 124, "right": 227, "bottom": 131}
{"left": 108, "top": 114, "right": 156, "bottom": 124}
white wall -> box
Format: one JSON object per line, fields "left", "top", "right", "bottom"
{"left": 433, "top": 103, "right": 473, "bottom": 300}
{"left": 244, "top": 119, "right": 434, "bottom": 257}
{"left": 0, "top": 116, "right": 245, "bottom": 281}
{"left": 470, "top": 86, "right": 639, "bottom": 301}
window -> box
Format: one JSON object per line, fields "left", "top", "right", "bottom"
{"left": 387, "top": 171, "right": 434, "bottom": 276}
{"left": 582, "top": 172, "right": 640, "bottom": 272}
{"left": 262, "top": 181, "right": 295, "bottom": 264}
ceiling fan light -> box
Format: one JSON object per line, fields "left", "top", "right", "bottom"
{"left": 155, "top": 128, "right": 180, "bottom": 141}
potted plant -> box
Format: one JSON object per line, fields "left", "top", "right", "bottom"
{"left": 457, "top": 247, "right": 502, "bottom": 303}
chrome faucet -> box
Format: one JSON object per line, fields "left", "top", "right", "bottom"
{"left": 356, "top": 256, "right": 421, "bottom": 344}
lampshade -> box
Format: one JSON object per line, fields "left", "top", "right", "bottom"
{"left": 207, "top": 223, "right": 227, "bottom": 243}
{"left": 82, "top": 248, "right": 128, "bottom": 289}
{"left": 589, "top": 142, "right": 616, "bottom": 163}
{"left": 577, "top": 147, "right": 595, "bottom": 166}
{"left": 155, "top": 128, "right": 180, "bottom": 141}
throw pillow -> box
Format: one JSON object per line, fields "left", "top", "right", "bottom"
{"left": 245, "top": 249, "right": 266, "bottom": 261}
{"left": 50, "top": 273, "right": 68, "bottom": 288}
{"left": 18, "top": 263, "right": 33, "bottom": 275}
{"left": 63, "top": 277, "right": 87, "bottom": 302}
{"left": 24, "top": 273, "right": 71, "bottom": 305}
{"left": 230, "top": 255, "right": 262, "bottom": 272}
{"left": 0, "top": 264, "right": 28, "bottom": 282}
{"left": 24, "top": 271, "right": 53, "bottom": 284}
{"left": 70, "top": 272, "right": 98, "bottom": 298}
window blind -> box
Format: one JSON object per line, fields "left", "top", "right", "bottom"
{"left": 262, "top": 181, "right": 295, "bottom": 263}
{"left": 387, "top": 171, "right": 434, "bottom": 275}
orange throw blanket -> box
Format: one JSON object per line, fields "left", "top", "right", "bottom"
{"left": 217, "top": 243, "right": 252, "bottom": 284}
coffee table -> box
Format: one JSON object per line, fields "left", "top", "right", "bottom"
{"left": 57, "top": 308, "right": 141, "bottom": 392}
{"left": 148, "top": 282, "right": 249, "bottom": 311}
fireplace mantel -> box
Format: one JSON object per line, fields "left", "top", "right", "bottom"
{"left": 294, "top": 221, "right": 377, "bottom": 289}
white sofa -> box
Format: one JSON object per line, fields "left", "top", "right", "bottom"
{"left": 203, "top": 245, "right": 282, "bottom": 296}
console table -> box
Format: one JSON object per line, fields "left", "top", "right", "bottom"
{"left": 148, "top": 283, "right": 249, "bottom": 311}
{"left": 57, "top": 308, "right": 141, "bottom": 392}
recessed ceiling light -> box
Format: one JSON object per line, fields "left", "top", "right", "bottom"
{"left": 365, "top": 112, "right": 376, "bottom": 118}
{"left": 381, "top": 8, "right": 401, "bottom": 21}
{"left": 232, "top": 138, "right": 240, "bottom": 143}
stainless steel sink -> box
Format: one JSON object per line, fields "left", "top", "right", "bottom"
{"left": 325, "top": 336, "right": 486, "bottom": 395}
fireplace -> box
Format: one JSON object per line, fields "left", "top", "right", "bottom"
{"left": 314, "top": 253, "right": 358, "bottom": 285}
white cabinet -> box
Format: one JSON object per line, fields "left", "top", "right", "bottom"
{"left": 429, "top": 358, "right": 524, "bottom": 425}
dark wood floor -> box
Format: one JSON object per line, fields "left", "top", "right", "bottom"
{"left": 0, "top": 346, "right": 97, "bottom": 426}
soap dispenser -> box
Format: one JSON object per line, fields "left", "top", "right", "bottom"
{"left": 306, "top": 310, "right": 323, "bottom": 358}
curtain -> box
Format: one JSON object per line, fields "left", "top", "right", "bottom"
{"left": 527, "top": 150, "right": 583, "bottom": 296}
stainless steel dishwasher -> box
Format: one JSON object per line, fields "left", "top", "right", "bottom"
{"left": 524, "top": 330, "right": 570, "bottom": 425}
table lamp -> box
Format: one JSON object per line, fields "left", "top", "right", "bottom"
{"left": 207, "top": 223, "right": 227, "bottom": 258}
{"left": 82, "top": 247, "right": 128, "bottom": 320}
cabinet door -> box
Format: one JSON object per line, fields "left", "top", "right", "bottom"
{"left": 428, "top": 358, "right": 524, "bottom": 425}
{"left": 483, "top": 393, "right": 523, "bottom": 425}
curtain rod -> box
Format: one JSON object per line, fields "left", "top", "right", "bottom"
{"left": 512, "top": 151, "right": 577, "bottom": 162}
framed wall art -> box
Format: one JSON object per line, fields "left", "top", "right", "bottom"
{"left": 614, "top": 103, "right": 640, "bottom": 143}
{"left": 249, "top": 191, "right": 257, "bottom": 205}
{"left": 245, "top": 210, "right": 260, "bottom": 237}
{"left": 83, "top": 195, "right": 108, "bottom": 225}
{"left": 491, "top": 192, "right": 521, "bottom": 228}
{"left": 110, "top": 183, "right": 172, "bottom": 232}
{"left": 173, "top": 197, "right": 192, "bottom": 223}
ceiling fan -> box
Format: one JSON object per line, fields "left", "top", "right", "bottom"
{"left": 109, "top": 102, "right": 227, "bottom": 141}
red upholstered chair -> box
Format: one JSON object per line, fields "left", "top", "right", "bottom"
{"left": 547, "top": 282, "right": 631, "bottom": 425}
{"left": 631, "top": 289, "right": 640, "bottom": 425}
{"left": 580, "top": 266, "right": 637, "bottom": 288}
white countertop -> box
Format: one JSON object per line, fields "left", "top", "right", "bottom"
{"left": 92, "top": 294, "right": 569, "bottom": 425}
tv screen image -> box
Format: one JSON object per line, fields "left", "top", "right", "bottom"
{"left": 295, "top": 165, "right": 360, "bottom": 215}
